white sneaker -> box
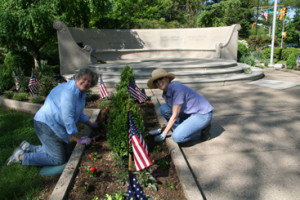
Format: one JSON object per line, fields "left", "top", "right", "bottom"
{"left": 6, "top": 147, "right": 24, "bottom": 165}
{"left": 19, "top": 140, "right": 31, "bottom": 152}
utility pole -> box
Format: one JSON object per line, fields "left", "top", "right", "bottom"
{"left": 270, "top": 0, "right": 278, "bottom": 65}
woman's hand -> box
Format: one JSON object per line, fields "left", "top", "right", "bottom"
{"left": 154, "top": 132, "right": 167, "bottom": 142}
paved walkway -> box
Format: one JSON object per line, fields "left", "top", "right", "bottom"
{"left": 149, "top": 68, "right": 300, "bottom": 200}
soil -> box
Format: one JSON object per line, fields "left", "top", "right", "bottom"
{"left": 34, "top": 99, "right": 186, "bottom": 200}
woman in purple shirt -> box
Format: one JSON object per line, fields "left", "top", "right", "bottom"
{"left": 147, "top": 68, "right": 214, "bottom": 143}
{"left": 6, "top": 68, "right": 99, "bottom": 166}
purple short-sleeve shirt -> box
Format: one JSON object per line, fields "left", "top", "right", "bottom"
{"left": 162, "top": 82, "right": 213, "bottom": 115}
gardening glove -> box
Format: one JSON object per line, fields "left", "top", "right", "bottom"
{"left": 149, "top": 128, "right": 162, "bottom": 136}
{"left": 78, "top": 137, "right": 92, "bottom": 145}
{"left": 154, "top": 132, "right": 167, "bottom": 142}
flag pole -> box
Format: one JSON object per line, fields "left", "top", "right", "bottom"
{"left": 127, "top": 103, "right": 132, "bottom": 172}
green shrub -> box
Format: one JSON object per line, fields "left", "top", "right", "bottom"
{"left": 98, "top": 99, "right": 111, "bottom": 109}
{"left": 38, "top": 75, "right": 57, "bottom": 97}
{"left": 282, "top": 48, "right": 300, "bottom": 61}
{"left": 247, "top": 35, "right": 272, "bottom": 50}
{"left": 262, "top": 47, "right": 271, "bottom": 60}
{"left": 13, "top": 92, "right": 28, "bottom": 101}
{"left": 240, "top": 55, "right": 255, "bottom": 66}
{"left": 4, "top": 90, "right": 14, "bottom": 99}
{"left": 238, "top": 42, "right": 248, "bottom": 62}
{"left": 4, "top": 50, "right": 34, "bottom": 76}
{"left": 107, "top": 66, "right": 147, "bottom": 158}
{"left": 29, "top": 95, "right": 43, "bottom": 103}
{"left": 286, "top": 53, "right": 298, "bottom": 69}
{"left": 0, "top": 64, "right": 14, "bottom": 92}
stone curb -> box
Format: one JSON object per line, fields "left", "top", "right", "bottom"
{"left": 147, "top": 89, "right": 204, "bottom": 200}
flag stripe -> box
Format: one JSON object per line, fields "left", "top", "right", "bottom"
{"left": 128, "top": 112, "right": 152, "bottom": 171}
{"left": 28, "top": 72, "right": 40, "bottom": 94}
{"left": 128, "top": 78, "right": 148, "bottom": 103}
{"left": 99, "top": 76, "right": 109, "bottom": 99}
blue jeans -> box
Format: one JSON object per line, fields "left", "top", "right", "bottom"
{"left": 22, "top": 120, "right": 69, "bottom": 166}
{"left": 159, "top": 104, "right": 213, "bottom": 143}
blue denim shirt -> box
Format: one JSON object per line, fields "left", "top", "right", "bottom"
{"left": 162, "top": 82, "right": 214, "bottom": 115}
{"left": 34, "top": 80, "right": 88, "bottom": 143}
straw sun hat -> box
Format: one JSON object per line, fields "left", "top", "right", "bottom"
{"left": 147, "top": 68, "right": 175, "bottom": 89}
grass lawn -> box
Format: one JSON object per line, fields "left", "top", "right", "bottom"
{"left": 0, "top": 106, "right": 43, "bottom": 200}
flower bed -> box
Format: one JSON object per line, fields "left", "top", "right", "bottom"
{"left": 66, "top": 102, "right": 187, "bottom": 200}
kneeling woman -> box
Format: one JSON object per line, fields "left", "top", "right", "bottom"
{"left": 6, "top": 68, "right": 99, "bottom": 166}
{"left": 147, "top": 69, "right": 214, "bottom": 143}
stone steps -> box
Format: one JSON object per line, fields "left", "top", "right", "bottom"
{"left": 64, "top": 58, "right": 264, "bottom": 90}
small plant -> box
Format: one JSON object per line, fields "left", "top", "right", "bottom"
{"left": 4, "top": 90, "right": 14, "bottom": 99}
{"left": 89, "top": 152, "right": 98, "bottom": 162}
{"left": 86, "top": 166, "right": 99, "bottom": 177}
{"left": 82, "top": 182, "right": 91, "bottom": 192}
{"left": 135, "top": 171, "right": 157, "bottom": 191}
{"left": 29, "top": 94, "right": 43, "bottom": 103}
{"left": 165, "top": 182, "right": 174, "bottom": 190}
{"left": 100, "top": 190, "right": 126, "bottom": 200}
{"left": 13, "top": 92, "right": 28, "bottom": 101}
{"left": 243, "top": 67, "right": 252, "bottom": 74}
{"left": 153, "top": 145, "right": 161, "bottom": 152}
{"left": 157, "top": 159, "right": 169, "bottom": 169}
{"left": 98, "top": 99, "right": 110, "bottom": 109}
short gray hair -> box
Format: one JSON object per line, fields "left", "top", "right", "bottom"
{"left": 74, "top": 68, "right": 99, "bottom": 87}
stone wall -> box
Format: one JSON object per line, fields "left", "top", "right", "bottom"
{"left": 53, "top": 21, "right": 241, "bottom": 75}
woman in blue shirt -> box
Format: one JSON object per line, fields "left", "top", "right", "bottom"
{"left": 6, "top": 68, "right": 99, "bottom": 166}
{"left": 147, "top": 68, "right": 214, "bottom": 143}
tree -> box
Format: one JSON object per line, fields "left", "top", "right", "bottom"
{"left": 0, "top": 0, "right": 56, "bottom": 68}
{"left": 197, "top": 0, "right": 254, "bottom": 38}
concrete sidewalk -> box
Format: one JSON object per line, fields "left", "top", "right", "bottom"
{"left": 150, "top": 68, "right": 300, "bottom": 200}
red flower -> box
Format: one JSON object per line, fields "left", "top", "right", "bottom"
{"left": 89, "top": 166, "right": 95, "bottom": 173}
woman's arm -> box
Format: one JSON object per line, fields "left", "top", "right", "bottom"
{"left": 163, "top": 104, "right": 182, "bottom": 135}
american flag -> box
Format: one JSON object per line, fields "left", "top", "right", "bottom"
{"left": 128, "top": 78, "right": 148, "bottom": 103}
{"left": 28, "top": 72, "right": 40, "bottom": 94}
{"left": 13, "top": 71, "right": 20, "bottom": 91}
{"left": 99, "top": 75, "right": 109, "bottom": 99}
{"left": 128, "top": 112, "right": 152, "bottom": 171}
{"left": 126, "top": 171, "right": 147, "bottom": 200}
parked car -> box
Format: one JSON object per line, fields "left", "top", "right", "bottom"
{"left": 285, "top": 43, "right": 300, "bottom": 48}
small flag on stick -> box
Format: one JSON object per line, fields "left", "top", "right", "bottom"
{"left": 13, "top": 71, "right": 20, "bottom": 91}
{"left": 28, "top": 72, "right": 40, "bottom": 95}
{"left": 126, "top": 171, "right": 148, "bottom": 200}
{"left": 128, "top": 112, "right": 152, "bottom": 171}
{"left": 99, "top": 75, "right": 109, "bottom": 99}
{"left": 128, "top": 78, "right": 148, "bottom": 103}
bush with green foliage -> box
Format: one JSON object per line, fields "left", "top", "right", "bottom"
{"left": 4, "top": 90, "right": 14, "bottom": 99}
{"left": 282, "top": 48, "right": 300, "bottom": 61}
{"left": 247, "top": 35, "right": 272, "bottom": 50}
{"left": 29, "top": 95, "right": 43, "bottom": 103}
{"left": 13, "top": 92, "right": 28, "bottom": 101}
{"left": 106, "top": 66, "right": 146, "bottom": 158}
{"left": 286, "top": 53, "right": 298, "bottom": 69}
{"left": 38, "top": 75, "right": 57, "bottom": 97}
{"left": 0, "top": 64, "right": 14, "bottom": 92}
{"left": 238, "top": 42, "right": 248, "bottom": 62}
{"left": 4, "top": 50, "right": 34, "bottom": 76}
{"left": 262, "top": 47, "right": 282, "bottom": 63}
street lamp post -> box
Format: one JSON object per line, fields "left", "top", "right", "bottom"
{"left": 270, "top": 0, "right": 278, "bottom": 65}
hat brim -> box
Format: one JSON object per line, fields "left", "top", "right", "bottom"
{"left": 147, "top": 73, "right": 175, "bottom": 89}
